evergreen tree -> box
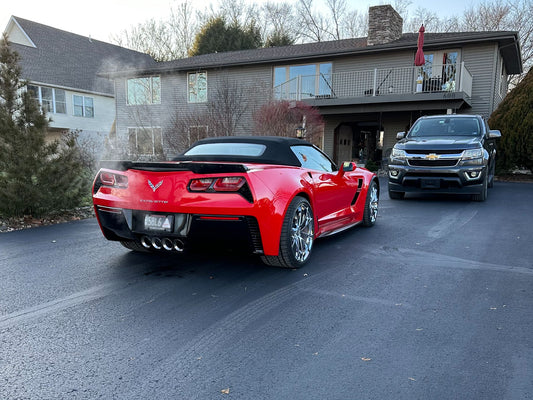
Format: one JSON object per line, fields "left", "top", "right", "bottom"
{"left": 265, "top": 32, "right": 295, "bottom": 47}
{"left": 488, "top": 67, "right": 533, "bottom": 173}
{"left": 189, "top": 17, "right": 262, "bottom": 56}
{"left": 0, "top": 34, "right": 87, "bottom": 218}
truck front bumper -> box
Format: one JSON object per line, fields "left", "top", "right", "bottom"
{"left": 388, "top": 165, "right": 487, "bottom": 195}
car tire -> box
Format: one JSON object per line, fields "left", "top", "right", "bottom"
{"left": 388, "top": 187, "right": 405, "bottom": 200}
{"left": 261, "top": 196, "right": 314, "bottom": 269}
{"left": 363, "top": 180, "right": 379, "bottom": 227}
{"left": 120, "top": 240, "right": 150, "bottom": 252}
{"left": 472, "top": 174, "right": 488, "bottom": 202}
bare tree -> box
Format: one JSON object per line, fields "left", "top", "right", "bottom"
{"left": 296, "top": 0, "right": 328, "bottom": 42}
{"left": 110, "top": 0, "right": 198, "bottom": 61}
{"left": 325, "top": 0, "right": 347, "bottom": 40}
{"left": 207, "top": 76, "right": 250, "bottom": 136}
{"left": 296, "top": 0, "right": 373, "bottom": 41}
{"left": 405, "top": 8, "right": 440, "bottom": 32}
{"left": 340, "top": 9, "right": 368, "bottom": 39}
{"left": 463, "top": 1, "right": 511, "bottom": 30}
{"left": 460, "top": 0, "right": 532, "bottom": 82}
{"left": 253, "top": 100, "right": 324, "bottom": 145}
{"left": 198, "top": 0, "right": 260, "bottom": 28}
{"left": 166, "top": 110, "right": 210, "bottom": 153}
{"left": 165, "top": 75, "right": 252, "bottom": 154}
{"left": 260, "top": 1, "right": 299, "bottom": 44}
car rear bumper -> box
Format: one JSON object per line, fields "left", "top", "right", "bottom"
{"left": 95, "top": 206, "right": 264, "bottom": 254}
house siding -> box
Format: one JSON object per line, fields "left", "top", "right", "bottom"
{"left": 461, "top": 43, "right": 499, "bottom": 118}
{"left": 48, "top": 91, "right": 115, "bottom": 133}
{"left": 115, "top": 66, "right": 273, "bottom": 156}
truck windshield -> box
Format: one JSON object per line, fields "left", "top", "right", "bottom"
{"left": 409, "top": 117, "right": 481, "bottom": 137}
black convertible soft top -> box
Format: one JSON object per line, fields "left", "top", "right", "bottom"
{"left": 172, "top": 136, "right": 314, "bottom": 166}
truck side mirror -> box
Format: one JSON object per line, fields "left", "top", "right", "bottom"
{"left": 396, "top": 132, "right": 406, "bottom": 140}
{"left": 488, "top": 130, "right": 501, "bottom": 139}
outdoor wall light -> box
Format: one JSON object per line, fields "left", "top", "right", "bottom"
{"left": 296, "top": 127, "right": 307, "bottom": 138}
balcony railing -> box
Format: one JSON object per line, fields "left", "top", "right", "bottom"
{"left": 274, "top": 62, "right": 472, "bottom": 101}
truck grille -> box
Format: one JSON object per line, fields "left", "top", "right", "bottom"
{"left": 406, "top": 150, "right": 462, "bottom": 168}
{"left": 408, "top": 159, "right": 459, "bottom": 167}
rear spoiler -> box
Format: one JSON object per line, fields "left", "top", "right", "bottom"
{"left": 99, "top": 160, "right": 249, "bottom": 174}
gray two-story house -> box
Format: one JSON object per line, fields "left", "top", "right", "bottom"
{"left": 4, "top": 16, "right": 155, "bottom": 152}
{"left": 104, "top": 5, "right": 522, "bottom": 165}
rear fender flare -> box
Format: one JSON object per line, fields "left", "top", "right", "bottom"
{"left": 259, "top": 188, "right": 314, "bottom": 256}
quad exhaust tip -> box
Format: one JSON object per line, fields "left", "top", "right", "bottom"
{"left": 141, "top": 236, "right": 185, "bottom": 252}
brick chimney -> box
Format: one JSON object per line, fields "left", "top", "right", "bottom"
{"left": 367, "top": 5, "right": 403, "bottom": 46}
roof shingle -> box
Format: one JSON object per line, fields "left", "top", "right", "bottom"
{"left": 8, "top": 16, "right": 156, "bottom": 95}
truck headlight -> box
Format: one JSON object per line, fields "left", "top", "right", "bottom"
{"left": 391, "top": 148, "right": 407, "bottom": 160}
{"left": 461, "top": 148, "right": 483, "bottom": 160}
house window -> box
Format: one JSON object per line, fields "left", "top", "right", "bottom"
{"left": 127, "top": 76, "right": 161, "bottom": 105}
{"left": 188, "top": 72, "right": 207, "bottom": 103}
{"left": 27, "top": 85, "right": 67, "bottom": 114}
{"left": 187, "top": 125, "right": 209, "bottom": 147}
{"left": 73, "top": 95, "right": 94, "bottom": 117}
{"left": 128, "top": 127, "right": 163, "bottom": 156}
{"left": 420, "top": 50, "right": 458, "bottom": 91}
{"left": 274, "top": 62, "right": 332, "bottom": 100}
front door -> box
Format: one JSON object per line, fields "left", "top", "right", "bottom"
{"left": 336, "top": 125, "right": 353, "bottom": 164}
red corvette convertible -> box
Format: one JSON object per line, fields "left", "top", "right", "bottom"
{"left": 92, "top": 136, "right": 379, "bottom": 268}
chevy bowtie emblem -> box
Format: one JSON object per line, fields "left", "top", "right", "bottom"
{"left": 148, "top": 179, "right": 163, "bottom": 192}
{"left": 426, "top": 153, "right": 440, "bottom": 160}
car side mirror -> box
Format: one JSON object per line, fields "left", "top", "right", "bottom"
{"left": 338, "top": 161, "right": 356, "bottom": 175}
{"left": 396, "top": 132, "right": 406, "bottom": 140}
{"left": 488, "top": 129, "right": 501, "bottom": 139}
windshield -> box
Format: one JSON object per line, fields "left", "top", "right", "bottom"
{"left": 409, "top": 117, "right": 481, "bottom": 137}
{"left": 184, "top": 143, "right": 267, "bottom": 157}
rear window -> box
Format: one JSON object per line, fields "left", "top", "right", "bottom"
{"left": 409, "top": 117, "right": 481, "bottom": 137}
{"left": 184, "top": 143, "right": 267, "bottom": 157}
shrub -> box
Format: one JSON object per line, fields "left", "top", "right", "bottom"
{"left": 489, "top": 68, "right": 533, "bottom": 174}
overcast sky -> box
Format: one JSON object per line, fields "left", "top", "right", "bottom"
{"left": 2, "top": 0, "right": 481, "bottom": 44}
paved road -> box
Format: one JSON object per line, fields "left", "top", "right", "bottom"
{"left": 1, "top": 179, "right": 532, "bottom": 399}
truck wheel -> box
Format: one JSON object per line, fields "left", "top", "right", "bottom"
{"left": 488, "top": 162, "right": 495, "bottom": 188}
{"left": 473, "top": 175, "right": 488, "bottom": 202}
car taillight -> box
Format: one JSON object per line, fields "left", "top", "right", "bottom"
{"left": 99, "top": 171, "right": 128, "bottom": 188}
{"left": 189, "top": 178, "right": 214, "bottom": 191}
{"left": 213, "top": 177, "right": 245, "bottom": 191}
{"left": 188, "top": 176, "right": 253, "bottom": 203}
{"left": 189, "top": 177, "right": 245, "bottom": 192}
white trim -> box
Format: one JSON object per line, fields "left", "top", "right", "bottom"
{"left": 187, "top": 71, "right": 208, "bottom": 103}
{"left": 72, "top": 94, "right": 95, "bottom": 118}
{"left": 7, "top": 17, "right": 37, "bottom": 48}
{"left": 27, "top": 80, "right": 114, "bottom": 98}
{"left": 126, "top": 76, "right": 161, "bottom": 105}
{"left": 27, "top": 85, "right": 67, "bottom": 115}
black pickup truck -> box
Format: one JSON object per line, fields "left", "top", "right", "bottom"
{"left": 387, "top": 114, "right": 501, "bottom": 201}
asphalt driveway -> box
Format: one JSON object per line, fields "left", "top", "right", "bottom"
{"left": 1, "top": 179, "right": 532, "bottom": 399}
